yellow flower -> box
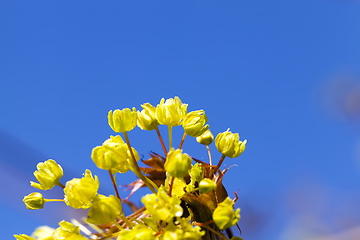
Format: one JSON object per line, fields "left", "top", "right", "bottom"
{"left": 164, "top": 149, "right": 192, "bottom": 178}
{"left": 196, "top": 129, "right": 214, "bottom": 146}
{"left": 215, "top": 129, "right": 246, "bottom": 158}
{"left": 87, "top": 195, "right": 123, "bottom": 225}
{"left": 199, "top": 178, "right": 217, "bottom": 194}
{"left": 142, "top": 186, "right": 183, "bottom": 222}
{"left": 213, "top": 197, "right": 240, "bottom": 230}
{"left": 156, "top": 96, "right": 188, "bottom": 127}
{"left": 137, "top": 103, "right": 159, "bottom": 131}
{"left": 108, "top": 107, "right": 137, "bottom": 133}
{"left": 52, "top": 221, "right": 87, "bottom": 240}
{"left": 64, "top": 169, "right": 99, "bottom": 209}
{"left": 30, "top": 159, "right": 63, "bottom": 190}
{"left": 182, "top": 110, "right": 209, "bottom": 137}
{"left": 23, "top": 192, "right": 46, "bottom": 210}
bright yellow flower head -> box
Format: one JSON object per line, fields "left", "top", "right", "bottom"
{"left": 164, "top": 148, "right": 192, "bottom": 178}
{"left": 182, "top": 110, "right": 209, "bottom": 137}
{"left": 137, "top": 103, "right": 159, "bottom": 131}
{"left": 52, "top": 221, "right": 87, "bottom": 240}
{"left": 156, "top": 96, "right": 188, "bottom": 127}
{"left": 108, "top": 107, "right": 137, "bottom": 133}
{"left": 30, "top": 159, "right": 63, "bottom": 190}
{"left": 87, "top": 195, "right": 123, "bottom": 225}
{"left": 23, "top": 192, "right": 46, "bottom": 210}
{"left": 213, "top": 197, "right": 240, "bottom": 230}
{"left": 215, "top": 129, "right": 246, "bottom": 158}
{"left": 64, "top": 169, "right": 99, "bottom": 209}
{"left": 142, "top": 186, "right": 183, "bottom": 222}
{"left": 196, "top": 129, "right": 214, "bottom": 146}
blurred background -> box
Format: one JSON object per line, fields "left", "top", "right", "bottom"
{"left": 1, "top": 0, "right": 360, "bottom": 239}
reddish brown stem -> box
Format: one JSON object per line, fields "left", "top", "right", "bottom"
{"left": 193, "top": 219, "right": 214, "bottom": 227}
{"left": 155, "top": 126, "right": 167, "bottom": 157}
{"left": 178, "top": 132, "right": 187, "bottom": 149}
{"left": 168, "top": 176, "right": 175, "bottom": 197}
{"left": 57, "top": 182, "right": 65, "bottom": 189}
{"left": 109, "top": 170, "right": 121, "bottom": 200}
{"left": 212, "top": 154, "right": 226, "bottom": 179}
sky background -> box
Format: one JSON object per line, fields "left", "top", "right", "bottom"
{"left": 1, "top": 1, "right": 360, "bottom": 239}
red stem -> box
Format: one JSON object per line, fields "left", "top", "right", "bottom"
{"left": 109, "top": 170, "right": 121, "bottom": 199}
{"left": 155, "top": 126, "right": 168, "bottom": 157}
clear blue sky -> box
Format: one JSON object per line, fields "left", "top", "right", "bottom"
{"left": 1, "top": 1, "right": 360, "bottom": 239}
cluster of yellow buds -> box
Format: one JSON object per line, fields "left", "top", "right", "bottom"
{"left": 15, "top": 96, "right": 246, "bottom": 240}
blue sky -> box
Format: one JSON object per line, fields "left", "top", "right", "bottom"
{"left": 1, "top": 1, "right": 360, "bottom": 239}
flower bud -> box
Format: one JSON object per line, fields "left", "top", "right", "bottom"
{"left": 182, "top": 110, "right": 209, "bottom": 137}
{"left": 23, "top": 192, "right": 46, "bottom": 210}
{"left": 199, "top": 178, "right": 217, "bottom": 194}
{"left": 164, "top": 149, "right": 192, "bottom": 178}
{"left": 215, "top": 129, "right": 246, "bottom": 158}
{"left": 52, "top": 221, "right": 87, "bottom": 240}
{"left": 156, "top": 96, "right": 188, "bottom": 127}
{"left": 196, "top": 129, "right": 214, "bottom": 146}
{"left": 137, "top": 103, "right": 159, "bottom": 131}
{"left": 14, "top": 234, "right": 35, "bottom": 240}
{"left": 91, "top": 145, "right": 119, "bottom": 170}
{"left": 108, "top": 107, "right": 137, "bottom": 133}
{"left": 64, "top": 170, "right": 99, "bottom": 209}
{"left": 87, "top": 195, "right": 123, "bottom": 225}
{"left": 213, "top": 197, "right": 240, "bottom": 230}
{"left": 30, "top": 159, "right": 63, "bottom": 190}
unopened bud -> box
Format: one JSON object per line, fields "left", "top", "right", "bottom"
{"left": 108, "top": 108, "right": 137, "bottom": 133}
{"left": 164, "top": 149, "right": 192, "bottom": 178}
{"left": 215, "top": 129, "right": 246, "bottom": 158}
{"left": 199, "top": 178, "right": 217, "bottom": 194}
{"left": 182, "top": 110, "right": 209, "bottom": 137}
{"left": 196, "top": 129, "right": 214, "bottom": 146}
{"left": 23, "top": 192, "right": 46, "bottom": 210}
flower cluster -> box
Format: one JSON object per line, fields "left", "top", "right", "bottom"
{"left": 15, "top": 96, "right": 246, "bottom": 240}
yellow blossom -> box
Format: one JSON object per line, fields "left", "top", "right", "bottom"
{"left": 64, "top": 169, "right": 99, "bottom": 209}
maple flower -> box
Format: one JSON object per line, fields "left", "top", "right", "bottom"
{"left": 142, "top": 186, "right": 183, "bottom": 222}
{"left": 64, "top": 169, "right": 99, "bottom": 209}
{"left": 30, "top": 159, "right": 63, "bottom": 190}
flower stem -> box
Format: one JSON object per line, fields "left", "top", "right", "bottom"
{"left": 179, "top": 132, "right": 187, "bottom": 150}
{"left": 123, "top": 131, "right": 158, "bottom": 194}
{"left": 206, "top": 145, "right": 212, "bottom": 172}
{"left": 108, "top": 171, "right": 121, "bottom": 200}
{"left": 155, "top": 126, "right": 167, "bottom": 157}
{"left": 193, "top": 219, "right": 214, "bottom": 227}
{"left": 212, "top": 154, "right": 226, "bottom": 179}
{"left": 57, "top": 182, "right": 65, "bottom": 189}
{"left": 45, "top": 199, "right": 64, "bottom": 202}
{"left": 168, "top": 176, "right": 175, "bottom": 197}
{"left": 168, "top": 125, "right": 173, "bottom": 150}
